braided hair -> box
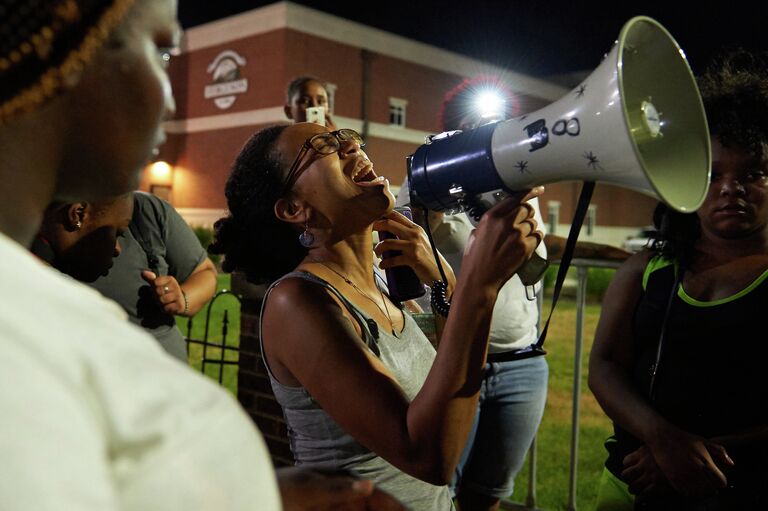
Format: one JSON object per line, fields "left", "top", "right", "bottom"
{"left": 1, "top": 0, "right": 136, "bottom": 123}
{"left": 209, "top": 124, "right": 307, "bottom": 284}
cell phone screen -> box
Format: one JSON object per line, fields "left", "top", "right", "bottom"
{"left": 305, "top": 106, "right": 325, "bottom": 126}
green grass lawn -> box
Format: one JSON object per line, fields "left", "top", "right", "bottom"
{"left": 181, "top": 274, "right": 613, "bottom": 510}
{"left": 509, "top": 299, "right": 611, "bottom": 510}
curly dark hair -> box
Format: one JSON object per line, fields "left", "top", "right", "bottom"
{"left": 439, "top": 75, "right": 520, "bottom": 132}
{"left": 698, "top": 48, "right": 768, "bottom": 160}
{"left": 651, "top": 48, "right": 768, "bottom": 264}
{"left": 209, "top": 124, "right": 307, "bottom": 284}
{"left": 650, "top": 203, "right": 700, "bottom": 266}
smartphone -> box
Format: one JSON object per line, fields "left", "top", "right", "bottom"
{"left": 378, "top": 207, "right": 426, "bottom": 303}
{"left": 305, "top": 106, "right": 326, "bottom": 126}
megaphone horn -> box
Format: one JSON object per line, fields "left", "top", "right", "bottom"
{"left": 407, "top": 16, "right": 711, "bottom": 217}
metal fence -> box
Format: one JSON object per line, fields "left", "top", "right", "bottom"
{"left": 502, "top": 258, "right": 621, "bottom": 511}
{"left": 183, "top": 289, "right": 242, "bottom": 385}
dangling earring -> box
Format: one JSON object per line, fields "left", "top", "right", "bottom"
{"left": 298, "top": 221, "right": 314, "bottom": 248}
{"left": 73, "top": 220, "right": 82, "bottom": 231}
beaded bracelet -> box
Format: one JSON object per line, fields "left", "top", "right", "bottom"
{"left": 430, "top": 280, "right": 451, "bottom": 317}
{"left": 182, "top": 290, "right": 189, "bottom": 315}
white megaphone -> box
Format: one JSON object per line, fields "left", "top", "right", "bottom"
{"left": 407, "top": 16, "right": 711, "bottom": 226}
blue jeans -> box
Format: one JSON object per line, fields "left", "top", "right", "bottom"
{"left": 452, "top": 355, "right": 549, "bottom": 498}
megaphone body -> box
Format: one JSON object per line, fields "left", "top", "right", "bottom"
{"left": 407, "top": 16, "right": 711, "bottom": 222}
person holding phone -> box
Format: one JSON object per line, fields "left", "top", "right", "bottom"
{"left": 284, "top": 75, "right": 338, "bottom": 130}
{"left": 209, "top": 122, "right": 544, "bottom": 509}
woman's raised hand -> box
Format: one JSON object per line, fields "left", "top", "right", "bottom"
{"left": 460, "top": 187, "right": 544, "bottom": 292}
{"left": 373, "top": 210, "right": 456, "bottom": 291}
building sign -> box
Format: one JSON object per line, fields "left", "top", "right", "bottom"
{"left": 204, "top": 50, "right": 248, "bottom": 110}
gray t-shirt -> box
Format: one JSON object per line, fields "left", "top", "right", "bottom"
{"left": 89, "top": 192, "right": 206, "bottom": 360}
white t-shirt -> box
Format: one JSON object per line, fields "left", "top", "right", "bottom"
{"left": 0, "top": 232, "right": 281, "bottom": 510}
{"left": 396, "top": 180, "right": 547, "bottom": 352}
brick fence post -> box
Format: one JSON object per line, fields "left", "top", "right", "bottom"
{"left": 232, "top": 271, "right": 293, "bottom": 467}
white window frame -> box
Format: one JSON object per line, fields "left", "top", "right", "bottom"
{"left": 325, "top": 82, "right": 337, "bottom": 115}
{"left": 389, "top": 97, "right": 408, "bottom": 128}
{"left": 586, "top": 204, "right": 597, "bottom": 236}
{"left": 547, "top": 200, "right": 561, "bottom": 235}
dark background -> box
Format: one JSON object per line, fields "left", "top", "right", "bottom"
{"left": 178, "top": 1, "right": 768, "bottom": 78}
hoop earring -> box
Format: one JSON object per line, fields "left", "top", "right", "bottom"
{"left": 298, "top": 221, "right": 314, "bottom": 248}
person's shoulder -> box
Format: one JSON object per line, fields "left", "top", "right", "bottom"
{"left": 134, "top": 190, "right": 166, "bottom": 207}
{"left": 266, "top": 273, "right": 336, "bottom": 312}
{"left": 133, "top": 191, "right": 192, "bottom": 238}
{"left": 615, "top": 249, "right": 656, "bottom": 280}
{"left": 0, "top": 234, "right": 136, "bottom": 351}
{"left": 134, "top": 191, "right": 174, "bottom": 217}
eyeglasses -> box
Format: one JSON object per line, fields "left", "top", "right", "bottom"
{"left": 282, "top": 129, "right": 365, "bottom": 194}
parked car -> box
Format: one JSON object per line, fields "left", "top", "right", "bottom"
{"left": 623, "top": 226, "right": 657, "bottom": 252}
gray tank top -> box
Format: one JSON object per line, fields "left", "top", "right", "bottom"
{"left": 260, "top": 271, "right": 454, "bottom": 510}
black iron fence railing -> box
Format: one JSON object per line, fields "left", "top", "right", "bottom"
{"left": 183, "top": 289, "right": 242, "bottom": 385}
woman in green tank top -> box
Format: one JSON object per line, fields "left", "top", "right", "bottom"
{"left": 589, "top": 49, "right": 768, "bottom": 510}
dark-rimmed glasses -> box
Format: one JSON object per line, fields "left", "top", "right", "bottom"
{"left": 282, "top": 129, "right": 365, "bottom": 194}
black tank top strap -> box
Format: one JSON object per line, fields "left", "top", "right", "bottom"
{"left": 261, "top": 271, "right": 381, "bottom": 355}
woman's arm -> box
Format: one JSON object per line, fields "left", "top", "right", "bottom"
{"left": 141, "top": 258, "right": 218, "bottom": 317}
{"left": 588, "top": 251, "right": 731, "bottom": 496}
{"left": 135, "top": 194, "right": 219, "bottom": 317}
{"left": 276, "top": 467, "right": 405, "bottom": 510}
{"left": 263, "top": 194, "right": 542, "bottom": 485}
{"left": 178, "top": 258, "right": 218, "bottom": 316}
{"left": 589, "top": 251, "right": 657, "bottom": 437}
{"left": 544, "top": 235, "right": 631, "bottom": 262}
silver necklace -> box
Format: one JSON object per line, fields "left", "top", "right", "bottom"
{"left": 316, "top": 262, "right": 398, "bottom": 336}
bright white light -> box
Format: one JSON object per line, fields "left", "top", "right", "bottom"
{"left": 475, "top": 91, "right": 505, "bottom": 118}
{"left": 149, "top": 161, "right": 173, "bottom": 185}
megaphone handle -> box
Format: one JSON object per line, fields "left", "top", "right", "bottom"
{"left": 517, "top": 252, "right": 549, "bottom": 287}
{"left": 536, "top": 181, "right": 595, "bottom": 350}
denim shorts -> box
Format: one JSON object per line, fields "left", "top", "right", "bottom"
{"left": 452, "top": 355, "right": 549, "bottom": 498}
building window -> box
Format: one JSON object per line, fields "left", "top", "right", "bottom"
{"left": 586, "top": 205, "right": 597, "bottom": 236}
{"left": 325, "top": 82, "right": 337, "bottom": 115}
{"left": 547, "top": 200, "right": 560, "bottom": 235}
{"left": 389, "top": 97, "right": 407, "bottom": 127}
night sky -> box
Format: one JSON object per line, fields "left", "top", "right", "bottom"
{"left": 178, "top": 1, "right": 768, "bottom": 78}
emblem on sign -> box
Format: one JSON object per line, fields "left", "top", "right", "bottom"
{"left": 205, "top": 50, "right": 248, "bottom": 110}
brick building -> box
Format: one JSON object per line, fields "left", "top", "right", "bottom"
{"left": 149, "top": 1, "right": 658, "bottom": 246}
{"left": 161, "top": 2, "right": 666, "bottom": 465}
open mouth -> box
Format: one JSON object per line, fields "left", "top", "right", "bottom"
{"left": 352, "top": 160, "right": 387, "bottom": 187}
